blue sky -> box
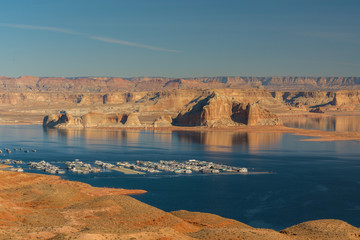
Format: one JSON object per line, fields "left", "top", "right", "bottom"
{"left": 0, "top": 0, "right": 359, "bottom": 77}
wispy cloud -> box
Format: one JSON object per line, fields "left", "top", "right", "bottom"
{"left": 90, "top": 36, "right": 179, "bottom": 52}
{"left": 0, "top": 23, "right": 80, "bottom": 35}
{"left": 0, "top": 23, "right": 179, "bottom": 52}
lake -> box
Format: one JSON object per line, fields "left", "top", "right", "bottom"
{"left": 0, "top": 117, "right": 359, "bottom": 230}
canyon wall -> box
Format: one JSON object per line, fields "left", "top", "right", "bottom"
{"left": 43, "top": 112, "right": 142, "bottom": 128}
{"left": 173, "top": 92, "right": 282, "bottom": 127}
{"left": 1, "top": 76, "right": 360, "bottom": 92}
{"left": 3, "top": 77, "right": 360, "bottom": 126}
{"left": 1, "top": 76, "right": 360, "bottom": 114}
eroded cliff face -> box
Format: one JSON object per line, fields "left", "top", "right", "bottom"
{"left": 272, "top": 90, "right": 360, "bottom": 111}
{"left": 1, "top": 87, "right": 360, "bottom": 112}
{"left": 43, "top": 112, "right": 142, "bottom": 128}
{"left": 43, "top": 112, "right": 83, "bottom": 128}
{"left": 333, "top": 91, "right": 360, "bottom": 110}
{"left": 173, "top": 92, "right": 282, "bottom": 127}
{"left": 277, "top": 91, "right": 336, "bottom": 107}
{"left": 1, "top": 76, "right": 360, "bottom": 93}
{"left": 4, "top": 86, "right": 360, "bottom": 127}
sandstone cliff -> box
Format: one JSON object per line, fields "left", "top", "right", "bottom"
{"left": 1, "top": 76, "right": 360, "bottom": 93}
{"left": 333, "top": 90, "right": 360, "bottom": 110}
{"left": 43, "top": 112, "right": 142, "bottom": 128}
{"left": 43, "top": 112, "right": 83, "bottom": 128}
{"left": 4, "top": 85, "right": 360, "bottom": 126}
{"left": 153, "top": 115, "right": 173, "bottom": 127}
{"left": 173, "top": 92, "right": 282, "bottom": 127}
{"left": 124, "top": 113, "right": 141, "bottom": 126}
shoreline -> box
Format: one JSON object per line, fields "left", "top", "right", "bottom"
{"left": 2, "top": 122, "right": 359, "bottom": 142}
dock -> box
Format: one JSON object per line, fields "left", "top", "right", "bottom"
{"left": 112, "top": 166, "right": 145, "bottom": 175}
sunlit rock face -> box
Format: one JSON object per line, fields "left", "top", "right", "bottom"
{"left": 43, "top": 112, "right": 83, "bottom": 128}
{"left": 1, "top": 76, "right": 360, "bottom": 92}
{"left": 153, "top": 115, "right": 173, "bottom": 127}
{"left": 43, "top": 112, "right": 142, "bottom": 128}
{"left": 173, "top": 92, "right": 282, "bottom": 127}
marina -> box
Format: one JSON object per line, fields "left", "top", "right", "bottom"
{"left": 112, "top": 166, "right": 145, "bottom": 175}
{"left": 117, "top": 159, "right": 250, "bottom": 175}
{"left": 28, "top": 160, "right": 66, "bottom": 174}
{"left": 0, "top": 156, "right": 255, "bottom": 176}
{"left": 65, "top": 159, "right": 101, "bottom": 174}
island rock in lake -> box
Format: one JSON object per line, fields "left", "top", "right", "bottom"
{"left": 43, "top": 111, "right": 142, "bottom": 128}
{"left": 43, "top": 112, "right": 83, "bottom": 128}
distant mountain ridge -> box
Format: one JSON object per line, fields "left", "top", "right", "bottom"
{"left": 0, "top": 76, "right": 359, "bottom": 92}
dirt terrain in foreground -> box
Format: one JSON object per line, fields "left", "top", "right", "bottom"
{"left": 0, "top": 169, "right": 358, "bottom": 239}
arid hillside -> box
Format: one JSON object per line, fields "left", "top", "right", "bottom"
{"left": 0, "top": 169, "right": 359, "bottom": 240}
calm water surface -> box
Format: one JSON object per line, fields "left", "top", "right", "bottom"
{"left": 0, "top": 121, "right": 359, "bottom": 230}
{"left": 282, "top": 115, "right": 360, "bottom": 131}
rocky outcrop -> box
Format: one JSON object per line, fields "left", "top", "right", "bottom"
{"left": 333, "top": 90, "right": 360, "bottom": 108}
{"left": 43, "top": 112, "right": 140, "bottom": 128}
{"left": 173, "top": 92, "right": 234, "bottom": 127}
{"left": 245, "top": 103, "right": 282, "bottom": 126}
{"left": 173, "top": 92, "right": 282, "bottom": 127}
{"left": 309, "top": 107, "right": 325, "bottom": 113}
{"left": 81, "top": 112, "right": 127, "bottom": 127}
{"left": 153, "top": 115, "right": 173, "bottom": 127}
{"left": 42, "top": 112, "right": 83, "bottom": 128}
{"left": 124, "top": 113, "right": 142, "bottom": 126}
{"left": 276, "top": 91, "right": 336, "bottom": 107}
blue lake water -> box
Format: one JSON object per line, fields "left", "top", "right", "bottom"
{"left": 0, "top": 124, "right": 359, "bottom": 230}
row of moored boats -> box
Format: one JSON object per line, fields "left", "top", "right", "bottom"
{"left": 1, "top": 158, "right": 249, "bottom": 175}
{"left": 0, "top": 148, "right": 36, "bottom": 154}
{"left": 117, "top": 159, "right": 249, "bottom": 174}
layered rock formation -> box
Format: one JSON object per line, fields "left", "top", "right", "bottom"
{"left": 1, "top": 76, "right": 360, "bottom": 92}
{"left": 81, "top": 112, "right": 128, "bottom": 127}
{"left": 173, "top": 92, "right": 282, "bottom": 127}
{"left": 124, "top": 113, "right": 141, "bottom": 126}
{"left": 43, "top": 112, "right": 142, "bottom": 128}
{"left": 43, "top": 112, "right": 83, "bottom": 128}
{"left": 153, "top": 115, "right": 173, "bottom": 127}
{"left": 3, "top": 77, "right": 360, "bottom": 127}
{"left": 41, "top": 90, "right": 283, "bottom": 128}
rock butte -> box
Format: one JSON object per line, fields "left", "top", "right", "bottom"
{"left": 0, "top": 169, "right": 359, "bottom": 239}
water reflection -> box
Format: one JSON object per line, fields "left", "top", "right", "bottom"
{"left": 43, "top": 128, "right": 283, "bottom": 153}
{"left": 43, "top": 128, "right": 141, "bottom": 145}
{"left": 172, "top": 131, "right": 282, "bottom": 153}
{"left": 282, "top": 116, "right": 360, "bottom": 132}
